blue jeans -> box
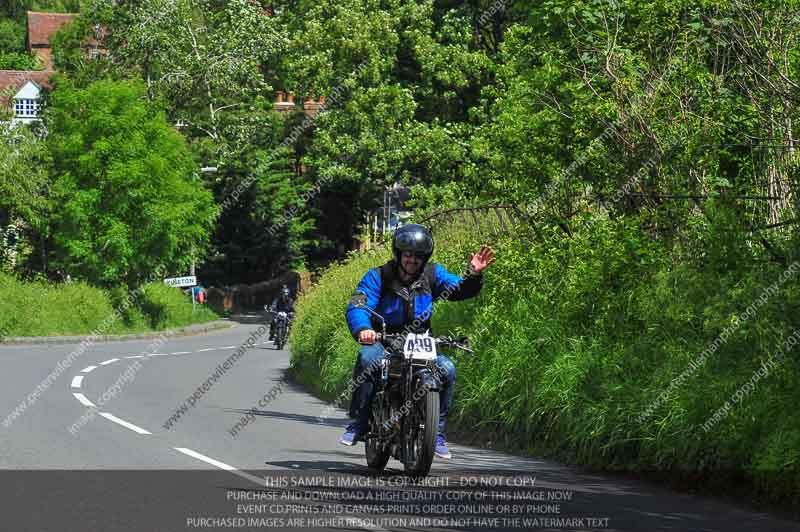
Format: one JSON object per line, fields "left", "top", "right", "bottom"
{"left": 347, "top": 342, "right": 456, "bottom": 435}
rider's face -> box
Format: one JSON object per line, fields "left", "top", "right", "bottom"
{"left": 400, "top": 251, "right": 423, "bottom": 274}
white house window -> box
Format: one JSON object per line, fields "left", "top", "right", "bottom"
{"left": 88, "top": 47, "right": 100, "bottom": 59}
{"left": 14, "top": 98, "right": 40, "bottom": 118}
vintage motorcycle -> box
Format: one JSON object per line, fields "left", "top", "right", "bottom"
{"left": 264, "top": 305, "right": 292, "bottom": 350}
{"left": 273, "top": 311, "right": 291, "bottom": 350}
{"left": 350, "top": 293, "right": 472, "bottom": 477}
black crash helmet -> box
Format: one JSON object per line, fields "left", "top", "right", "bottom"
{"left": 392, "top": 224, "right": 434, "bottom": 271}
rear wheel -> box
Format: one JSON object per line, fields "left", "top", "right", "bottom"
{"left": 403, "top": 389, "right": 438, "bottom": 477}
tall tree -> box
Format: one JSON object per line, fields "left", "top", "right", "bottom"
{"left": 45, "top": 78, "right": 218, "bottom": 286}
{"left": 71, "top": 0, "right": 286, "bottom": 149}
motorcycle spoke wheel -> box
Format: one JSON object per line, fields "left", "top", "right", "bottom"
{"left": 403, "top": 389, "right": 438, "bottom": 477}
{"left": 365, "top": 404, "right": 390, "bottom": 471}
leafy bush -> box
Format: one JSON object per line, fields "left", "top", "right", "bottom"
{"left": 137, "top": 282, "right": 218, "bottom": 330}
{"left": 0, "top": 271, "right": 118, "bottom": 336}
{"left": 291, "top": 216, "right": 800, "bottom": 506}
{"left": 0, "top": 272, "right": 218, "bottom": 337}
{"left": 0, "top": 51, "right": 43, "bottom": 70}
{"left": 0, "top": 19, "right": 25, "bottom": 52}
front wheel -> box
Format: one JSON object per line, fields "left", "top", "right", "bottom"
{"left": 275, "top": 323, "right": 286, "bottom": 350}
{"left": 366, "top": 401, "right": 390, "bottom": 471}
{"left": 403, "top": 389, "right": 438, "bottom": 477}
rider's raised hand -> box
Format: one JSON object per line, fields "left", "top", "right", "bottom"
{"left": 358, "top": 329, "right": 377, "bottom": 344}
{"left": 469, "top": 245, "right": 496, "bottom": 274}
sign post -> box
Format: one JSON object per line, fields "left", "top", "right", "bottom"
{"left": 164, "top": 276, "right": 198, "bottom": 312}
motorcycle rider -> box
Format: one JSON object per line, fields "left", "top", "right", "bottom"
{"left": 340, "top": 224, "right": 495, "bottom": 459}
{"left": 269, "top": 285, "right": 295, "bottom": 341}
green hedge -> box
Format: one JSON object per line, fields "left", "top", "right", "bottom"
{"left": 0, "top": 273, "right": 218, "bottom": 337}
{"left": 290, "top": 215, "right": 800, "bottom": 507}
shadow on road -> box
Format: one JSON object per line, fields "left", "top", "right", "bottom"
{"left": 263, "top": 459, "right": 385, "bottom": 475}
{"left": 222, "top": 408, "right": 350, "bottom": 429}
{"left": 226, "top": 313, "right": 269, "bottom": 325}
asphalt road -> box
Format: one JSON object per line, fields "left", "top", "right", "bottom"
{"left": 0, "top": 322, "right": 798, "bottom": 532}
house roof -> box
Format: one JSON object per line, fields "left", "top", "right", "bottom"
{"left": 27, "top": 11, "right": 78, "bottom": 47}
{"left": 0, "top": 70, "right": 53, "bottom": 106}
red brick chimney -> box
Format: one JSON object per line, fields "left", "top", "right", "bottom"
{"left": 303, "top": 96, "right": 324, "bottom": 117}
{"left": 274, "top": 90, "right": 295, "bottom": 113}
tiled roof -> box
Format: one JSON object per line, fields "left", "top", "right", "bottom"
{"left": 0, "top": 70, "right": 53, "bottom": 106}
{"left": 27, "top": 11, "right": 77, "bottom": 47}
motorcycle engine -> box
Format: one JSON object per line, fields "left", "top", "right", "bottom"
{"left": 388, "top": 399, "right": 402, "bottom": 431}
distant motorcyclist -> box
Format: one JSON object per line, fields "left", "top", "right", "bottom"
{"left": 269, "top": 285, "right": 295, "bottom": 341}
{"left": 340, "top": 223, "right": 495, "bottom": 459}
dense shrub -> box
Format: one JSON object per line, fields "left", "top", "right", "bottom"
{"left": 0, "top": 273, "right": 218, "bottom": 337}
{"left": 290, "top": 216, "right": 800, "bottom": 506}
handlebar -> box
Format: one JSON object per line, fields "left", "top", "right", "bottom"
{"left": 264, "top": 306, "right": 294, "bottom": 315}
{"left": 359, "top": 332, "right": 474, "bottom": 354}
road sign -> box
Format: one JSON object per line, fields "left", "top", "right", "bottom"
{"left": 164, "top": 276, "right": 197, "bottom": 288}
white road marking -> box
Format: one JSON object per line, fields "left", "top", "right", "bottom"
{"left": 173, "top": 447, "right": 236, "bottom": 470}
{"left": 64, "top": 335, "right": 381, "bottom": 532}
{"left": 72, "top": 393, "right": 95, "bottom": 407}
{"left": 98, "top": 413, "right": 151, "bottom": 434}
{"left": 149, "top": 353, "right": 170, "bottom": 356}
{"left": 172, "top": 448, "right": 263, "bottom": 485}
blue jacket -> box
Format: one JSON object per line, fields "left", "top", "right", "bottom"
{"left": 346, "top": 260, "right": 484, "bottom": 338}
